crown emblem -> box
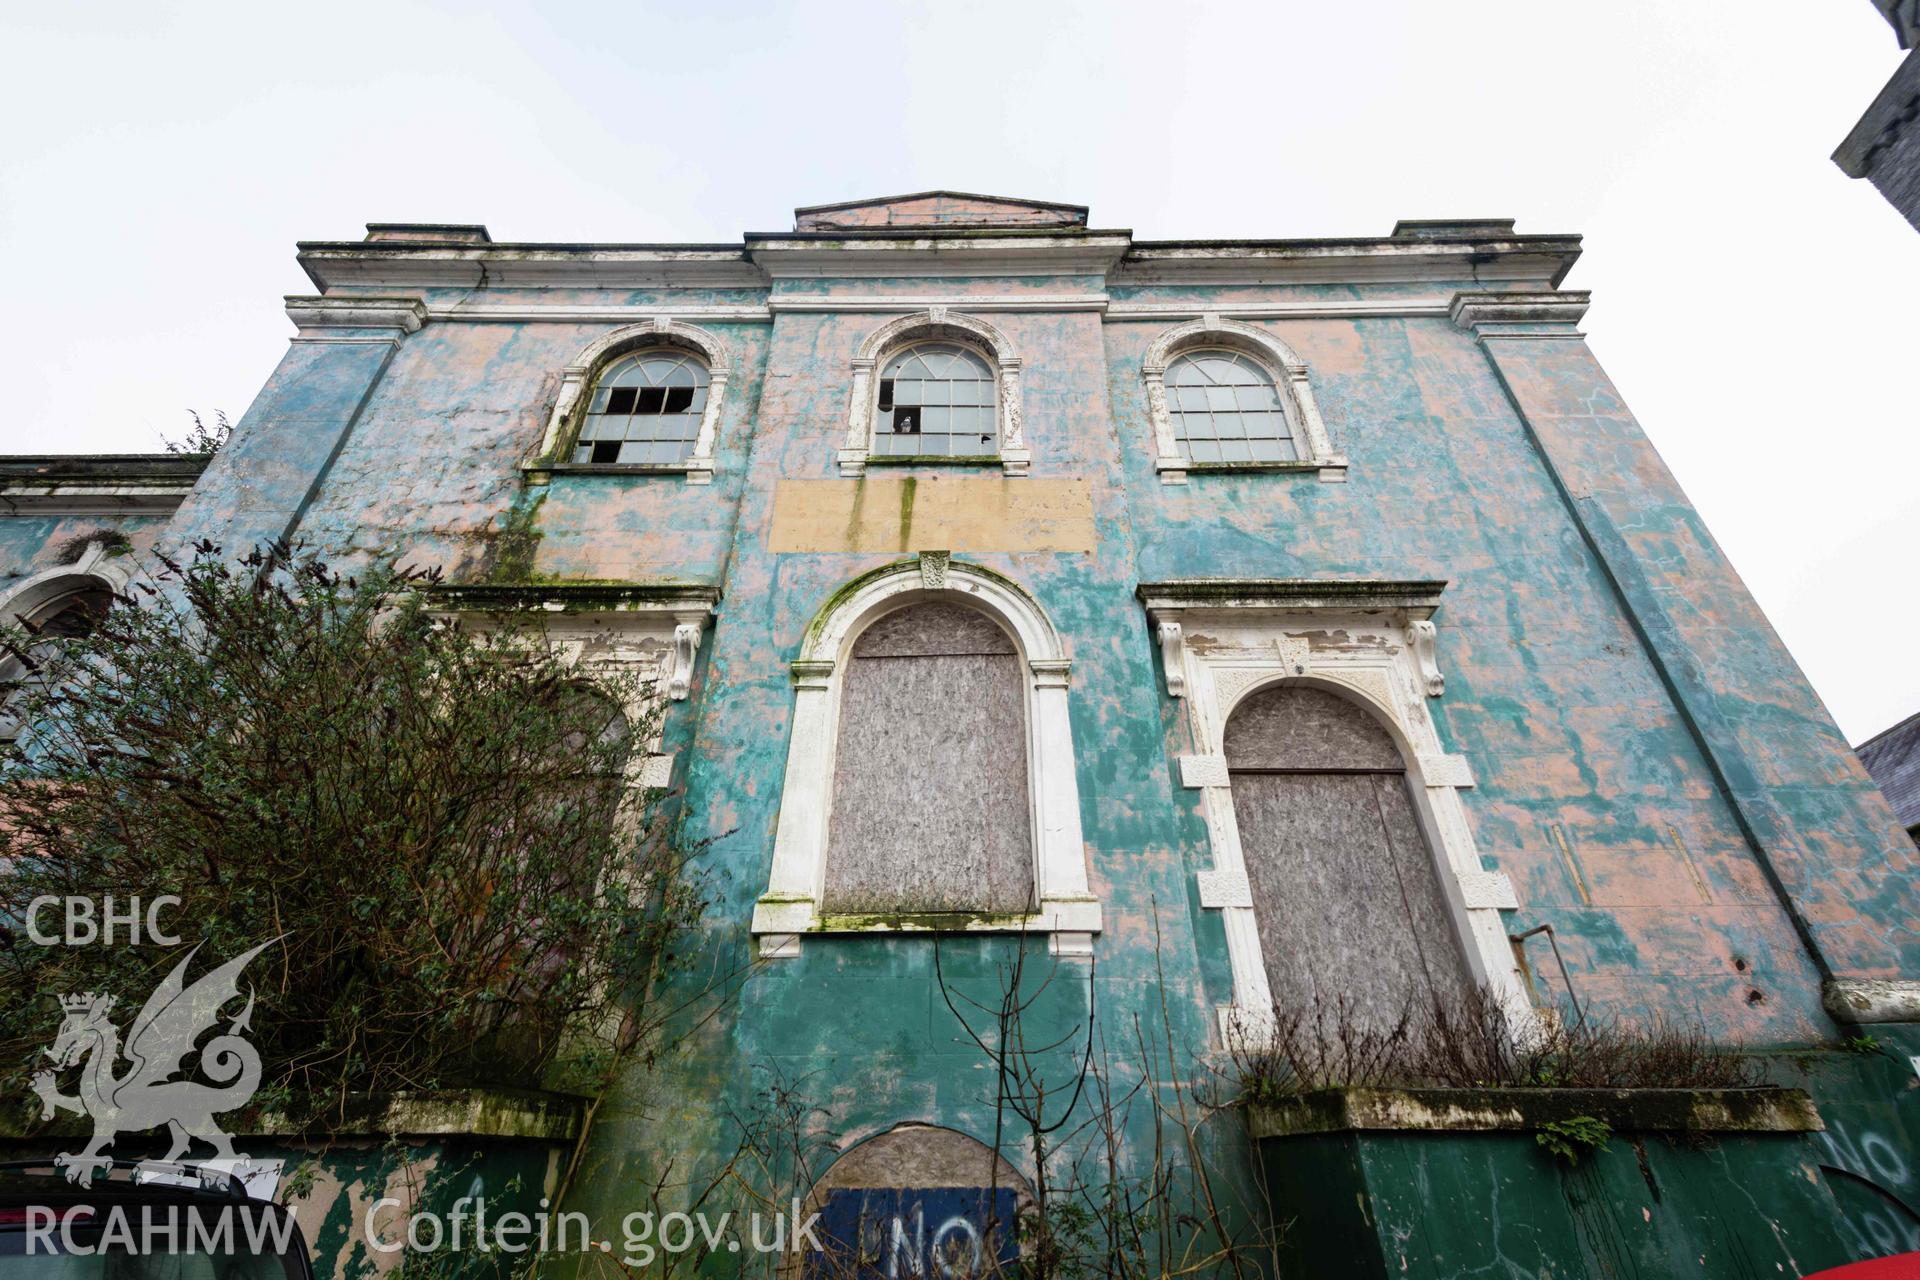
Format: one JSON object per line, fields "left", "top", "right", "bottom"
{"left": 60, "top": 992, "right": 110, "bottom": 1013}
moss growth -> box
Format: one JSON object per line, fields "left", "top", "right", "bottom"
{"left": 431, "top": 581, "right": 716, "bottom": 613}
{"left": 798, "top": 555, "right": 1043, "bottom": 653}
{"left": 484, "top": 490, "right": 547, "bottom": 584}
{"left": 51, "top": 529, "right": 132, "bottom": 565}
{"left": 813, "top": 910, "right": 1042, "bottom": 933}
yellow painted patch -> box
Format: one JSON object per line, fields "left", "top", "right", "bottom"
{"left": 768, "top": 476, "right": 1095, "bottom": 553}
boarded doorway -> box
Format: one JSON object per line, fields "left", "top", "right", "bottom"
{"left": 1224, "top": 684, "right": 1472, "bottom": 1028}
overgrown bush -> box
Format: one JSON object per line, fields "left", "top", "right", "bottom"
{"left": 0, "top": 542, "right": 708, "bottom": 1113}
{"left": 1233, "top": 987, "right": 1765, "bottom": 1103}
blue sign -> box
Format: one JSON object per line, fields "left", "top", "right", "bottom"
{"left": 808, "top": 1186, "right": 1019, "bottom": 1278}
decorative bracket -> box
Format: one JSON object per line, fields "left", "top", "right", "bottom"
{"left": 668, "top": 616, "right": 705, "bottom": 701}
{"left": 919, "top": 550, "right": 950, "bottom": 589}
{"left": 1406, "top": 620, "right": 1444, "bottom": 697}
{"left": 1157, "top": 620, "right": 1187, "bottom": 697}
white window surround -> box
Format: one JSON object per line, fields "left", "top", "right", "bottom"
{"left": 1138, "top": 579, "right": 1529, "bottom": 1047}
{"left": 752, "top": 554, "right": 1099, "bottom": 958}
{"left": 0, "top": 544, "right": 135, "bottom": 743}
{"left": 525, "top": 318, "right": 733, "bottom": 485}
{"left": 427, "top": 584, "right": 720, "bottom": 791}
{"left": 0, "top": 542, "right": 134, "bottom": 628}
{"left": 1141, "top": 316, "right": 1347, "bottom": 485}
{"left": 839, "top": 309, "right": 1030, "bottom": 478}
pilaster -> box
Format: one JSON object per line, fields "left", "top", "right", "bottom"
{"left": 1453, "top": 289, "right": 1920, "bottom": 1014}
{"left": 164, "top": 296, "right": 427, "bottom": 555}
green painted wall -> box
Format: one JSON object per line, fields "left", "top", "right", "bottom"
{"left": 15, "top": 212, "right": 1917, "bottom": 1273}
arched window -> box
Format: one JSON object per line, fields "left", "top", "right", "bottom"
{"left": 822, "top": 601, "right": 1035, "bottom": 913}
{"left": 873, "top": 343, "right": 999, "bottom": 459}
{"left": 1141, "top": 318, "right": 1347, "bottom": 483}
{"left": 1164, "top": 350, "right": 1296, "bottom": 464}
{"left": 1224, "top": 684, "right": 1472, "bottom": 1028}
{"left": 752, "top": 557, "right": 1098, "bottom": 957}
{"left": 0, "top": 583, "right": 113, "bottom": 744}
{"left": 572, "top": 349, "right": 711, "bottom": 466}
{"left": 524, "top": 320, "right": 734, "bottom": 484}
{"left": 840, "top": 311, "right": 1029, "bottom": 477}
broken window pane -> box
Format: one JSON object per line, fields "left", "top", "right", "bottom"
{"left": 578, "top": 348, "right": 711, "bottom": 464}
{"left": 874, "top": 342, "right": 994, "bottom": 457}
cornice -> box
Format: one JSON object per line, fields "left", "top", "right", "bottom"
{"left": 1106, "top": 298, "right": 1454, "bottom": 320}
{"left": 427, "top": 581, "right": 721, "bottom": 616}
{"left": 284, "top": 295, "right": 428, "bottom": 334}
{"left": 1118, "top": 235, "right": 1581, "bottom": 288}
{"left": 1448, "top": 290, "right": 1591, "bottom": 336}
{"left": 1137, "top": 578, "right": 1447, "bottom": 619}
{"left": 428, "top": 303, "right": 774, "bottom": 323}
{"left": 745, "top": 233, "right": 1132, "bottom": 280}
{"left": 410, "top": 297, "right": 1465, "bottom": 324}
{"left": 769, "top": 293, "right": 1108, "bottom": 313}
{"left": 0, "top": 453, "right": 207, "bottom": 516}
{"left": 297, "top": 244, "right": 764, "bottom": 291}
{"left": 290, "top": 229, "right": 1582, "bottom": 293}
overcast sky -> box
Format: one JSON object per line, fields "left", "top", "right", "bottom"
{"left": 2, "top": 1, "right": 1916, "bottom": 743}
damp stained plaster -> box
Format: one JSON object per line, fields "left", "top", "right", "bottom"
{"left": 18, "top": 197, "right": 1917, "bottom": 1258}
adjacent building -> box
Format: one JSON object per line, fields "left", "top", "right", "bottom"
{"left": 1858, "top": 711, "right": 1920, "bottom": 845}
{"left": 1835, "top": 0, "right": 1920, "bottom": 228}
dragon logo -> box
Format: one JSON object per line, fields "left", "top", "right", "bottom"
{"left": 30, "top": 940, "right": 273, "bottom": 1185}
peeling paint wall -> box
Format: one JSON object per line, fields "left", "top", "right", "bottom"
{"left": 13, "top": 200, "right": 1920, "bottom": 1270}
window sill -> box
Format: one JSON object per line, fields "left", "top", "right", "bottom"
{"left": 1156, "top": 456, "right": 1349, "bottom": 485}
{"left": 752, "top": 894, "right": 1100, "bottom": 957}
{"left": 862, "top": 454, "right": 1004, "bottom": 468}
{"left": 522, "top": 459, "right": 713, "bottom": 485}
{"left": 1248, "top": 1086, "right": 1822, "bottom": 1140}
{"left": 838, "top": 447, "right": 1031, "bottom": 478}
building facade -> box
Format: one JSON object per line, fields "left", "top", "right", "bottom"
{"left": 7, "top": 193, "right": 1920, "bottom": 1275}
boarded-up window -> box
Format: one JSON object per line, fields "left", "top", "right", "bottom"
{"left": 1225, "top": 684, "right": 1472, "bottom": 1027}
{"left": 822, "top": 601, "right": 1035, "bottom": 914}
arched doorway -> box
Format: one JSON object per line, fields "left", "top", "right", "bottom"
{"left": 1224, "top": 683, "right": 1473, "bottom": 1028}
{"left": 794, "top": 1124, "right": 1030, "bottom": 1279}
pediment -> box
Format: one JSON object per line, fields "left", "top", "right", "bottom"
{"left": 794, "top": 191, "right": 1088, "bottom": 231}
